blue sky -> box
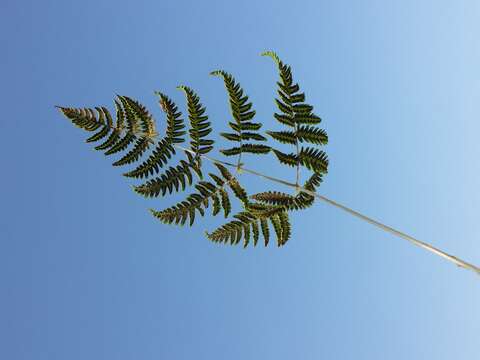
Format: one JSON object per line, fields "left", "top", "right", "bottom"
{"left": 1, "top": 0, "right": 479, "bottom": 359}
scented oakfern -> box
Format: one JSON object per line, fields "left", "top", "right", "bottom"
{"left": 57, "top": 51, "right": 327, "bottom": 247}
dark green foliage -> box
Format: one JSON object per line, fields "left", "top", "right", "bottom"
{"left": 113, "top": 138, "right": 151, "bottom": 166}
{"left": 178, "top": 86, "right": 214, "bottom": 155}
{"left": 134, "top": 152, "right": 203, "bottom": 198}
{"left": 120, "top": 96, "right": 157, "bottom": 136}
{"left": 58, "top": 51, "right": 328, "bottom": 248}
{"left": 262, "top": 51, "right": 328, "bottom": 178}
{"left": 297, "top": 125, "right": 328, "bottom": 145}
{"left": 206, "top": 203, "right": 291, "bottom": 247}
{"left": 299, "top": 147, "right": 329, "bottom": 174}
{"left": 211, "top": 70, "right": 269, "bottom": 158}
{"left": 251, "top": 173, "right": 323, "bottom": 211}
{"left": 157, "top": 92, "right": 186, "bottom": 144}
{"left": 220, "top": 144, "right": 270, "bottom": 156}
{"left": 150, "top": 164, "right": 244, "bottom": 226}
{"left": 271, "top": 149, "right": 298, "bottom": 167}
{"left": 124, "top": 93, "right": 184, "bottom": 179}
{"left": 123, "top": 139, "right": 176, "bottom": 179}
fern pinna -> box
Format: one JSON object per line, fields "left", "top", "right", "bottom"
{"left": 57, "top": 51, "right": 326, "bottom": 248}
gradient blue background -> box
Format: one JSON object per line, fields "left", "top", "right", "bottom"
{"left": 1, "top": 0, "right": 479, "bottom": 359}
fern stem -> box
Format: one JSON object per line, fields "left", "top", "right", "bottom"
{"left": 174, "top": 144, "right": 480, "bottom": 276}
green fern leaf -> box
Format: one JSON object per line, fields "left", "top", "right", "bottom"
{"left": 219, "top": 189, "right": 231, "bottom": 217}
{"left": 134, "top": 153, "right": 202, "bottom": 198}
{"left": 156, "top": 92, "right": 186, "bottom": 144}
{"left": 178, "top": 86, "right": 214, "bottom": 155}
{"left": 123, "top": 94, "right": 185, "bottom": 178}
{"left": 112, "top": 138, "right": 151, "bottom": 167}
{"left": 293, "top": 113, "right": 321, "bottom": 125}
{"left": 98, "top": 99, "right": 137, "bottom": 156}
{"left": 297, "top": 125, "right": 328, "bottom": 145}
{"left": 104, "top": 132, "right": 135, "bottom": 156}
{"left": 123, "top": 139, "right": 175, "bottom": 179}
{"left": 251, "top": 173, "right": 322, "bottom": 211}
{"left": 263, "top": 51, "right": 328, "bottom": 176}
{"left": 120, "top": 96, "right": 157, "bottom": 138}
{"left": 206, "top": 204, "right": 289, "bottom": 247}
{"left": 118, "top": 96, "right": 141, "bottom": 134}
{"left": 94, "top": 129, "right": 121, "bottom": 150}
{"left": 211, "top": 70, "right": 268, "bottom": 157}
{"left": 85, "top": 107, "right": 112, "bottom": 143}
{"left": 271, "top": 149, "right": 298, "bottom": 167}
{"left": 252, "top": 219, "right": 260, "bottom": 246}
{"left": 213, "top": 163, "right": 249, "bottom": 204}
{"left": 276, "top": 211, "right": 291, "bottom": 246}
{"left": 57, "top": 106, "right": 103, "bottom": 131}
{"left": 220, "top": 144, "right": 270, "bottom": 157}
{"left": 299, "top": 147, "right": 328, "bottom": 174}
{"left": 270, "top": 214, "right": 283, "bottom": 246}
{"left": 94, "top": 101, "right": 125, "bottom": 150}
{"left": 150, "top": 166, "right": 242, "bottom": 226}
{"left": 251, "top": 191, "right": 297, "bottom": 208}
{"left": 266, "top": 130, "right": 297, "bottom": 145}
{"left": 260, "top": 218, "right": 270, "bottom": 246}
{"left": 273, "top": 113, "right": 295, "bottom": 127}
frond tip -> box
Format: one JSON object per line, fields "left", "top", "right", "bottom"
{"left": 211, "top": 70, "right": 270, "bottom": 157}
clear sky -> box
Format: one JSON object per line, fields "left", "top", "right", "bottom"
{"left": 1, "top": 0, "right": 479, "bottom": 359}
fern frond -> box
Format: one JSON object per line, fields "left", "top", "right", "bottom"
{"left": 100, "top": 99, "right": 136, "bottom": 156}
{"left": 57, "top": 51, "right": 331, "bottom": 254}
{"left": 94, "top": 129, "right": 121, "bottom": 150}
{"left": 263, "top": 51, "right": 327, "bottom": 176}
{"left": 271, "top": 149, "right": 298, "bottom": 167}
{"left": 177, "top": 86, "right": 214, "bottom": 155}
{"left": 299, "top": 147, "right": 328, "bottom": 174}
{"left": 85, "top": 107, "right": 112, "bottom": 143}
{"left": 120, "top": 96, "right": 157, "bottom": 138}
{"left": 297, "top": 125, "right": 328, "bottom": 145}
{"left": 150, "top": 164, "right": 244, "bottom": 226}
{"left": 123, "top": 139, "right": 175, "bottom": 178}
{"left": 156, "top": 92, "right": 186, "bottom": 144}
{"left": 117, "top": 96, "right": 141, "bottom": 134}
{"left": 104, "top": 97, "right": 156, "bottom": 165}
{"left": 57, "top": 106, "right": 103, "bottom": 131}
{"left": 134, "top": 152, "right": 202, "bottom": 198}
{"left": 150, "top": 181, "right": 216, "bottom": 226}
{"left": 260, "top": 218, "right": 270, "bottom": 246}
{"left": 293, "top": 113, "right": 321, "bottom": 125}
{"left": 104, "top": 132, "right": 135, "bottom": 156}
{"left": 112, "top": 138, "right": 151, "bottom": 167}
{"left": 266, "top": 130, "right": 297, "bottom": 145}
{"left": 94, "top": 101, "right": 125, "bottom": 150}
{"left": 261, "top": 51, "right": 281, "bottom": 64}
{"left": 205, "top": 204, "right": 290, "bottom": 247}
{"left": 251, "top": 191, "right": 297, "bottom": 208}
{"left": 213, "top": 163, "right": 249, "bottom": 205}
{"left": 123, "top": 94, "right": 185, "bottom": 178}
{"left": 211, "top": 70, "right": 268, "bottom": 157}
{"left": 220, "top": 144, "right": 271, "bottom": 156}
{"left": 251, "top": 173, "right": 323, "bottom": 211}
